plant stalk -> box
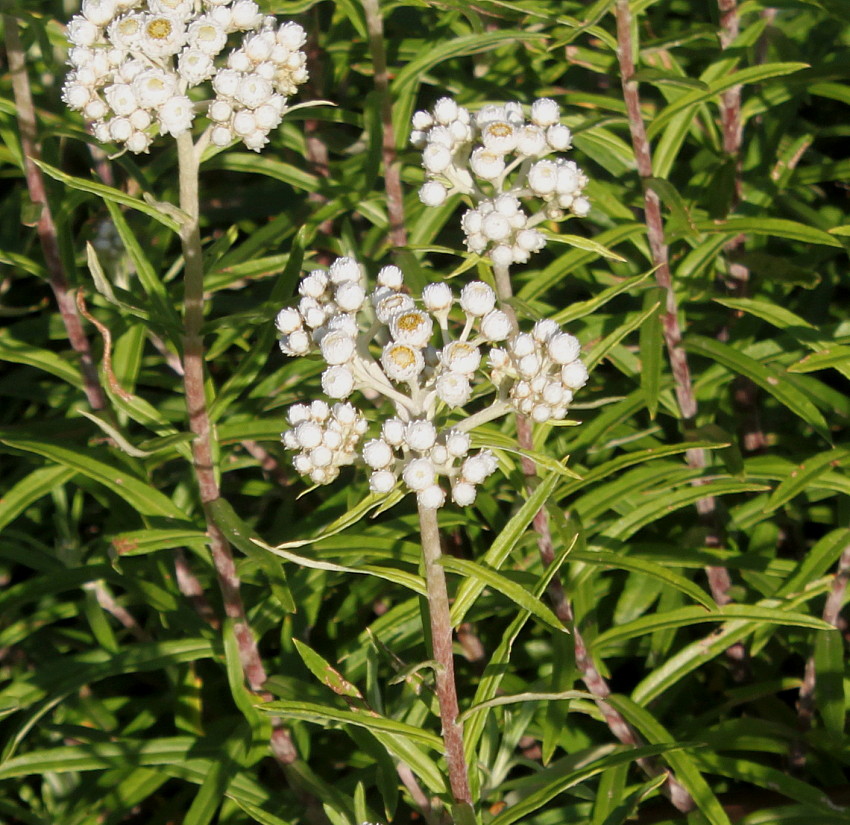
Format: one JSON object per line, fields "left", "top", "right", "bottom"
{"left": 491, "top": 261, "right": 694, "bottom": 813}
{"left": 417, "top": 503, "right": 472, "bottom": 809}
{"left": 5, "top": 15, "right": 106, "bottom": 412}
{"left": 176, "top": 132, "right": 298, "bottom": 766}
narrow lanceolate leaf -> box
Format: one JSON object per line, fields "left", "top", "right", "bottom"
{"left": 764, "top": 449, "right": 850, "bottom": 513}
{"left": 440, "top": 556, "right": 567, "bottom": 633}
{"left": 814, "top": 629, "right": 846, "bottom": 735}
{"left": 604, "top": 696, "right": 733, "bottom": 825}
{"left": 594, "top": 604, "right": 830, "bottom": 649}
{"left": 0, "top": 330, "right": 84, "bottom": 388}
{"left": 451, "top": 470, "right": 560, "bottom": 625}
{"left": 690, "top": 217, "right": 842, "bottom": 248}
{"left": 34, "top": 159, "right": 183, "bottom": 232}
{"left": 293, "top": 639, "right": 363, "bottom": 699}
{"left": 585, "top": 302, "right": 660, "bottom": 370}
{"left": 602, "top": 479, "right": 768, "bottom": 540}
{"left": 684, "top": 336, "right": 831, "bottom": 439}
{"left": 260, "top": 701, "right": 442, "bottom": 750}
{"left": 544, "top": 233, "right": 627, "bottom": 261}
{"left": 646, "top": 62, "right": 808, "bottom": 139}
{"left": 0, "top": 437, "right": 187, "bottom": 520}
{"left": 490, "top": 744, "right": 688, "bottom": 825}
{"left": 0, "top": 465, "right": 76, "bottom": 533}
{"left": 788, "top": 346, "right": 850, "bottom": 375}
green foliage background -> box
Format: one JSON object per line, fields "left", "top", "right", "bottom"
{"left": 1, "top": 1, "right": 849, "bottom": 823}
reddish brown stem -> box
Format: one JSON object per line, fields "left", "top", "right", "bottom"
{"left": 362, "top": 0, "right": 408, "bottom": 248}
{"left": 418, "top": 504, "right": 472, "bottom": 808}
{"left": 5, "top": 15, "right": 106, "bottom": 412}
{"left": 614, "top": 3, "right": 744, "bottom": 650}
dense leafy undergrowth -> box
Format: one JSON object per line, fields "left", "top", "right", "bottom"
{"left": 1, "top": 1, "right": 850, "bottom": 824}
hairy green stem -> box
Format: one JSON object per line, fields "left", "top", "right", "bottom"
{"left": 418, "top": 504, "right": 472, "bottom": 810}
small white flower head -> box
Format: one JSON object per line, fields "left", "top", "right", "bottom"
{"left": 452, "top": 481, "right": 477, "bottom": 507}
{"left": 480, "top": 310, "right": 513, "bottom": 342}
{"left": 432, "top": 97, "right": 459, "bottom": 125}
{"left": 419, "top": 181, "right": 448, "bottom": 207}
{"left": 320, "top": 330, "right": 356, "bottom": 365}
{"left": 405, "top": 419, "right": 437, "bottom": 452}
{"left": 158, "top": 94, "right": 195, "bottom": 136}
{"left": 548, "top": 332, "right": 581, "bottom": 364}
{"left": 370, "top": 470, "right": 396, "bottom": 494}
{"left": 422, "top": 282, "right": 453, "bottom": 313}
{"left": 547, "top": 123, "right": 572, "bottom": 151}
{"left": 335, "top": 281, "right": 367, "bottom": 313}
{"left": 418, "top": 484, "right": 446, "bottom": 510}
{"left": 530, "top": 98, "right": 560, "bottom": 127}
{"left": 480, "top": 119, "right": 518, "bottom": 154}
{"left": 441, "top": 341, "right": 481, "bottom": 375}
{"left": 435, "top": 371, "right": 472, "bottom": 407}
{"left": 382, "top": 342, "right": 425, "bottom": 382}
{"left": 321, "top": 365, "right": 355, "bottom": 398}
{"left": 560, "top": 361, "right": 589, "bottom": 390}
{"left": 377, "top": 265, "right": 404, "bottom": 290}
{"left": 445, "top": 430, "right": 471, "bottom": 458}
{"left": 390, "top": 309, "right": 433, "bottom": 348}
{"left": 375, "top": 293, "right": 415, "bottom": 324}
{"left": 459, "top": 281, "right": 496, "bottom": 317}
{"left": 382, "top": 418, "right": 406, "bottom": 447}
{"left": 363, "top": 439, "right": 395, "bottom": 469}
{"left": 461, "top": 450, "right": 498, "bottom": 484}
{"left": 469, "top": 148, "right": 505, "bottom": 180}
{"left": 403, "top": 457, "right": 436, "bottom": 492}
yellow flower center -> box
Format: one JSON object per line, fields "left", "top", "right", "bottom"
{"left": 146, "top": 18, "right": 173, "bottom": 40}
{"left": 487, "top": 122, "right": 512, "bottom": 138}
{"left": 390, "top": 345, "right": 415, "bottom": 368}
{"left": 397, "top": 312, "right": 424, "bottom": 333}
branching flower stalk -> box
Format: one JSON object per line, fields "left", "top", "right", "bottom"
{"left": 411, "top": 96, "right": 694, "bottom": 812}
{"left": 277, "top": 259, "right": 588, "bottom": 815}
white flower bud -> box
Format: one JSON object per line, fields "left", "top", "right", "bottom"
{"left": 548, "top": 333, "right": 581, "bottom": 364}
{"left": 572, "top": 196, "right": 591, "bottom": 217}
{"left": 329, "top": 257, "right": 361, "bottom": 284}
{"left": 435, "top": 371, "right": 472, "bottom": 408}
{"left": 319, "top": 330, "right": 356, "bottom": 365}
{"left": 452, "top": 482, "right": 477, "bottom": 507}
{"left": 310, "top": 445, "right": 333, "bottom": 467}
{"left": 293, "top": 453, "right": 313, "bottom": 474}
{"left": 516, "top": 124, "right": 546, "bottom": 156}
{"left": 546, "top": 123, "right": 572, "bottom": 151}
{"left": 382, "top": 418, "right": 406, "bottom": 447}
{"left": 419, "top": 181, "right": 448, "bottom": 207}
{"left": 560, "top": 361, "right": 589, "bottom": 390}
{"left": 310, "top": 400, "right": 330, "bottom": 420}
{"left": 480, "top": 310, "right": 512, "bottom": 341}
{"left": 461, "top": 452, "right": 496, "bottom": 484}
{"left": 405, "top": 420, "right": 437, "bottom": 452}
{"left": 370, "top": 470, "right": 396, "bottom": 494}
{"left": 422, "top": 282, "right": 453, "bottom": 312}
{"left": 418, "top": 485, "right": 446, "bottom": 510}
{"left": 376, "top": 293, "right": 415, "bottom": 324}
{"left": 532, "top": 319, "right": 559, "bottom": 342}
{"left": 445, "top": 430, "right": 471, "bottom": 457}
{"left": 528, "top": 159, "right": 558, "bottom": 195}
{"left": 282, "top": 429, "right": 299, "bottom": 450}
{"left": 423, "top": 142, "right": 452, "bottom": 173}
{"left": 333, "top": 402, "right": 359, "bottom": 426}
{"left": 481, "top": 212, "right": 511, "bottom": 242}
{"left": 531, "top": 404, "right": 552, "bottom": 423}
{"left": 299, "top": 273, "right": 327, "bottom": 299}
{"left": 335, "top": 281, "right": 366, "bottom": 312}
{"left": 459, "top": 281, "right": 496, "bottom": 317}
{"left": 279, "top": 329, "right": 310, "bottom": 355}
{"left": 403, "top": 457, "right": 436, "bottom": 492}
{"left": 481, "top": 120, "right": 517, "bottom": 154}
{"left": 287, "top": 403, "right": 311, "bottom": 425}
{"left": 211, "top": 125, "right": 234, "bottom": 147}
{"left": 531, "top": 98, "right": 560, "bottom": 127}
{"left": 295, "top": 421, "right": 322, "bottom": 449}
{"left": 321, "top": 365, "right": 355, "bottom": 398}
{"left": 490, "top": 244, "right": 514, "bottom": 267}
{"left": 377, "top": 265, "right": 403, "bottom": 290}
{"left": 432, "top": 97, "right": 459, "bottom": 125}
{"left": 363, "top": 439, "right": 395, "bottom": 469}
{"left": 411, "top": 110, "right": 434, "bottom": 131}
{"left": 511, "top": 333, "right": 535, "bottom": 358}
{"left": 469, "top": 148, "right": 505, "bottom": 180}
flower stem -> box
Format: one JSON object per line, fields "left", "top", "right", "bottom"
{"left": 176, "top": 131, "right": 299, "bottom": 765}
{"left": 417, "top": 503, "right": 472, "bottom": 810}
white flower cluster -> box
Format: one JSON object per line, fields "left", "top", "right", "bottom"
{"left": 276, "top": 258, "right": 587, "bottom": 508}
{"left": 281, "top": 400, "right": 367, "bottom": 485}
{"left": 62, "top": 0, "right": 307, "bottom": 153}
{"left": 411, "top": 98, "right": 590, "bottom": 266}
{"left": 490, "top": 319, "right": 588, "bottom": 423}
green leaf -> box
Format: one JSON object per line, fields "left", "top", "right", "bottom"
{"left": 260, "top": 700, "right": 443, "bottom": 750}
{"left": 585, "top": 302, "right": 660, "bottom": 370}
{"left": 0, "top": 437, "right": 187, "bottom": 520}
{"left": 690, "top": 217, "right": 843, "bottom": 248}
{"left": 685, "top": 336, "right": 831, "bottom": 439}
{"left": 594, "top": 605, "right": 830, "bottom": 649}
{"left": 647, "top": 62, "right": 809, "bottom": 140}
{"left": 764, "top": 449, "right": 850, "bottom": 513}
{"left": 451, "top": 470, "right": 560, "bottom": 625}
{"left": 814, "top": 629, "right": 846, "bottom": 735}
{"left": 35, "top": 159, "right": 182, "bottom": 232}
{"left": 208, "top": 498, "right": 295, "bottom": 612}
{"left": 293, "top": 639, "right": 363, "bottom": 699}
{"left": 544, "top": 233, "right": 627, "bottom": 261}
{"left": 788, "top": 346, "right": 850, "bottom": 375}
{"left": 440, "top": 556, "right": 567, "bottom": 633}
{"left": 0, "top": 465, "right": 76, "bottom": 534}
